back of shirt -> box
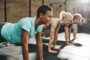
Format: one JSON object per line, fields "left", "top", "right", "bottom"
{"left": 1, "top": 17, "right": 43, "bottom": 43}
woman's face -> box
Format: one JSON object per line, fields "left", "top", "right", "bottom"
{"left": 63, "top": 18, "right": 72, "bottom": 26}
{"left": 40, "top": 11, "right": 53, "bottom": 26}
{"left": 73, "top": 17, "right": 81, "bottom": 24}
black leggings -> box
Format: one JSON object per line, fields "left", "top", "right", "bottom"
{"left": 0, "top": 23, "right": 6, "bottom": 43}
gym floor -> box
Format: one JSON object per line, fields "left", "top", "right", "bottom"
{"left": 0, "top": 33, "right": 90, "bottom": 60}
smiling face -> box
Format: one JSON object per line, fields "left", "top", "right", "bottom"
{"left": 73, "top": 13, "right": 83, "bottom": 24}
{"left": 73, "top": 15, "right": 82, "bottom": 24}
{"left": 40, "top": 11, "right": 53, "bottom": 26}
{"left": 61, "top": 12, "right": 73, "bottom": 26}
{"left": 36, "top": 5, "right": 53, "bottom": 26}
{"left": 74, "top": 17, "right": 81, "bottom": 24}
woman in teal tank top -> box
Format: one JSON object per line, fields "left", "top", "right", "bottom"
{"left": 0, "top": 5, "right": 53, "bottom": 60}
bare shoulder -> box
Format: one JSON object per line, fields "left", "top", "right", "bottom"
{"left": 51, "top": 17, "right": 59, "bottom": 21}
{"left": 51, "top": 18, "right": 59, "bottom": 24}
{"left": 51, "top": 17, "right": 60, "bottom": 28}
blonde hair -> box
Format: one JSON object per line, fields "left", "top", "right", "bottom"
{"left": 59, "top": 11, "right": 73, "bottom": 21}
{"left": 59, "top": 11, "right": 66, "bottom": 20}
{"left": 73, "top": 13, "right": 82, "bottom": 19}
{"left": 81, "top": 18, "right": 86, "bottom": 23}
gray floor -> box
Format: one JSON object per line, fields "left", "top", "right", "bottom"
{"left": 0, "top": 33, "right": 90, "bottom": 60}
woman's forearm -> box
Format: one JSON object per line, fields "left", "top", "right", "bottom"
{"left": 36, "top": 33, "right": 43, "bottom": 60}
{"left": 37, "top": 40, "right": 43, "bottom": 60}
{"left": 65, "top": 33, "right": 69, "bottom": 42}
{"left": 69, "top": 29, "right": 71, "bottom": 42}
{"left": 65, "top": 27, "right": 69, "bottom": 44}
{"left": 21, "top": 29, "right": 29, "bottom": 60}
{"left": 22, "top": 44, "right": 29, "bottom": 60}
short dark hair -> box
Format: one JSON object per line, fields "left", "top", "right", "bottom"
{"left": 37, "top": 5, "right": 52, "bottom": 17}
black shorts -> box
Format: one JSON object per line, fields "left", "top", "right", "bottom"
{"left": 0, "top": 23, "right": 6, "bottom": 43}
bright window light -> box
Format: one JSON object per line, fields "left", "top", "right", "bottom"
{"left": 81, "top": 0, "right": 89, "bottom": 3}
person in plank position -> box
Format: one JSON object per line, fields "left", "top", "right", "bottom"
{"left": 0, "top": 5, "right": 53, "bottom": 60}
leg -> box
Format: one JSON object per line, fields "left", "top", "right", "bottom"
{"left": 0, "top": 34, "right": 10, "bottom": 47}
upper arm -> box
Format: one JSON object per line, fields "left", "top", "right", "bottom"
{"left": 64, "top": 26, "right": 69, "bottom": 34}
{"left": 21, "top": 29, "right": 29, "bottom": 46}
{"left": 18, "top": 18, "right": 31, "bottom": 32}
{"left": 64, "top": 26, "right": 71, "bottom": 36}
{"left": 50, "top": 23, "right": 57, "bottom": 39}
{"left": 56, "top": 23, "right": 60, "bottom": 33}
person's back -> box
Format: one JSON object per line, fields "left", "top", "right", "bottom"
{"left": 1, "top": 17, "right": 43, "bottom": 43}
{"left": 50, "top": 18, "right": 60, "bottom": 27}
